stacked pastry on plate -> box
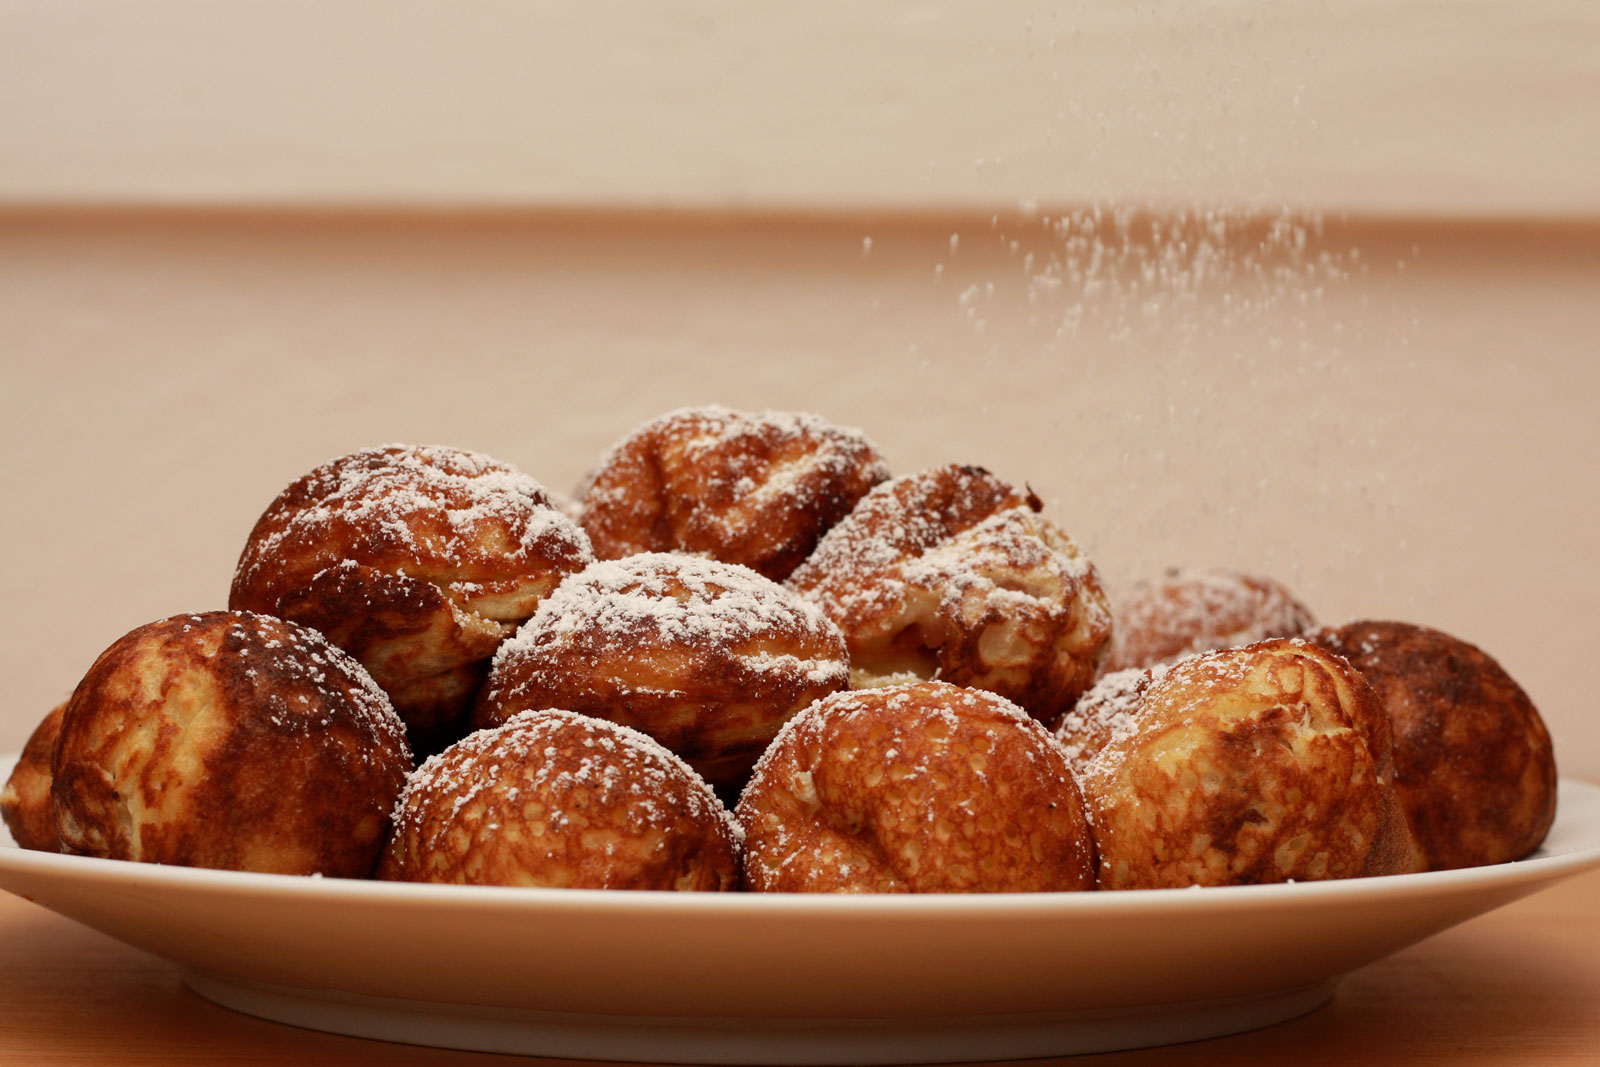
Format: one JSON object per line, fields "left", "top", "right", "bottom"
{"left": 0, "top": 408, "right": 1558, "bottom": 891}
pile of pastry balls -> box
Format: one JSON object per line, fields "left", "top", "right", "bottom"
{"left": 1, "top": 406, "right": 1558, "bottom": 892}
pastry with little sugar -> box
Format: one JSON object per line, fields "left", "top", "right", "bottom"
{"left": 737, "top": 681, "right": 1096, "bottom": 893}
{"left": 1077, "top": 639, "right": 1422, "bottom": 890}
{"left": 1313, "top": 620, "right": 1556, "bottom": 870}
{"left": 51, "top": 611, "right": 411, "bottom": 877}
{"left": 1, "top": 702, "right": 66, "bottom": 852}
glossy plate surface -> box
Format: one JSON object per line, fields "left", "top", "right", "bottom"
{"left": 3, "top": 756, "right": 1597, "bottom": 1065}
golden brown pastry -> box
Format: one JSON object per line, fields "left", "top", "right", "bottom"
{"left": 736, "top": 681, "right": 1096, "bottom": 893}
{"left": 229, "top": 444, "right": 593, "bottom": 753}
{"left": 1, "top": 703, "right": 66, "bottom": 852}
{"left": 1053, "top": 667, "right": 1156, "bottom": 780}
{"left": 52, "top": 611, "right": 411, "bottom": 876}
{"left": 1103, "top": 567, "right": 1315, "bottom": 673}
{"left": 1079, "top": 639, "right": 1421, "bottom": 890}
{"left": 578, "top": 406, "right": 890, "bottom": 581}
{"left": 786, "top": 465, "right": 1112, "bottom": 728}
{"left": 379, "top": 709, "right": 739, "bottom": 890}
{"left": 475, "top": 553, "right": 849, "bottom": 793}
{"left": 1313, "top": 620, "right": 1557, "bottom": 870}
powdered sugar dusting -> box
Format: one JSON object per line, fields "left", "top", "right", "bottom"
{"left": 1055, "top": 664, "right": 1164, "bottom": 776}
{"left": 234, "top": 444, "right": 592, "bottom": 596}
{"left": 492, "top": 553, "right": 846, "bottom": 681}
{"left": 736, "top": 680, "right": 1092, "bottom": 892}
{"left": 786, "top": 466, "right": 1111, "bottom": 721}
{"left": 580, "top": 405, "right": 888, "bottom": 506}
{"left": 223, "top": 610, "right": 408, "bottom": 756}
{"left": 1105, "top": 567, "right": 1315, "bottom": 672}
{"left": 576, "top": 407, "right": 890, "bottom": 582}
{"left": 393, "top": 708, "right": 740, "bottom": 856}
{"left": 743, "top": 680, "right": 1050, "bottom": 810}
{"left": 790, "top": 466, "right": 1030, "bottom": 620}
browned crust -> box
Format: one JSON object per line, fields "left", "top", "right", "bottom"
{"left": 736, "top": 681, "right": 1096, "bottom": 893}
{"left": 228, "top": 445, "right": 592, "bottom": 746}
{"left": 788, "top": 466, "right": 1025, "bottom": 634}
{"left": 786, "top": 465, "right": 1112, "bottom": 727}
{"left": 379, "top": 710, "right": 739, "bottom": 890}
{"left": 231, "top": 446, "right": 589, "bottom": 615}
{"left": 578, "top": 407, "right": 890, "bottom": 581}
{"left": 1313, "top": 620, "right": 1557, "bottom": 870}
{"left": 1104, "top": 568, "right": 1316, "bottom": 673}
{"left": 277, "top": 560, "right": 503, "bottom": 750}
{"left": 1, "top": 703, "right": 66, "bottom": 851}
{"left": 476, "top": 555, "right": 849, "bottom": 791}
{"left": 1082, "top": 639, "right": 1414, "bottom": 889}
{"left": 51, "top": 611, "right": 411, "bottom": 877}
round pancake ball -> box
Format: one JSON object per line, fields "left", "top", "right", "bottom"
{"left": 578, "top": 406, "right": 890, "bottom": 581}
{"left": 1103, "top": 568, "right": 1315, "bottom": 674}
{"left": 786, "top": 465, "right": 1112, "bottom": 729}
{"left": 1314, "top": 620, "right": 1557, "bottom": 870}
{"left": 1080, "top": 639, "right": 1419, "bottom": 890}
{"left": 230, "top": 444, "right": 593, "bottom": 753}
{"left": 1, "top": 702, "right": 66, "bottom": 852}
{"left": 476, "top": 553, "right": 849, "bottom": 793}
{"left": 379, "top": 709, "right": 740, "bottom": 890}
{"left": 736, "top": 681, "right": 1096, "bottom": 893}
{"left": 52, "top": 611, "right": 411, "bottom": 876}
{"left": 1054, "top": 667, "right": 1159, "bottom": 780}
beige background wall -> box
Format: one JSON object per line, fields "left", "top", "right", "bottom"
{"left": 1, "top": 2, "right": 1598, "bottom": 216}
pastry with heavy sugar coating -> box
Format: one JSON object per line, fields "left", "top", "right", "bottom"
{"left": 578, "top": 406, "right": 890, "bottom": 581}
{"left": 476, "top": 553, "right": 849, "bottom": 792}
{"left": 1103, "top": 567, "right": 1315, "bottom": 674}
{"left": 1, "top": 702, "right": 66, "bottom": 852}
{"left": 379, "top": 709, "right": 739, "bottom": 890}
{"left": 51, "top": 611, "right": 411, "bottom": 876}
{"left": 230, "top": 444, "right": 593, "bottom": 752}
{"left": 786, "top": 465, "right": 1112, "bottom": 728}
{"left": 736, "top": 681, "right": 1096, "bottom": 893}
{"left": 1313, "top": 620, "right": 1556, "bottom": 870}
{"left": 1080, "top": 639, "right": 1421, "bottom": 890}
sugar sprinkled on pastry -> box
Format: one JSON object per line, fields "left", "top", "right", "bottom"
{"left": 786, "top": 465, "right": 1112, "bottom": 728}
{"left": 379, "top": 708, "right": 739, "bottom": 890}
{"left": 1103, "top": 567, "right": 1315, "bottom": 673}
{"left": 476, "top": 553, "right": 849, "bottom": 794}
{"left": 1054, "top": 665, "right": 1164, "bottom": 779}
{"left": 579, "top": 406, "right": 890, "bottom": 581}
{"left": 230, "top": 444, "right": 593, "bottom": 752}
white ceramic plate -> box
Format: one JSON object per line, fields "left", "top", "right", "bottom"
{"left": 3, "top": 754, "right": 1598, "bottom": 1066}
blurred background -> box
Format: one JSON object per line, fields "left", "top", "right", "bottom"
{"left": 2, "top": 2, "right": 1597, "bottom": 778}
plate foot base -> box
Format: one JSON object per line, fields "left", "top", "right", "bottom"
{"left": 183, "top": 970, "right": 1338, "bottom": 1064}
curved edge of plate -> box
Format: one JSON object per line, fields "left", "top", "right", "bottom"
{"left": 181, "top": 968, "right": 1339, "bottom": 1065}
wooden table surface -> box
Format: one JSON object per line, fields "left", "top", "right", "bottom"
{"left": 1, "top": 868, "right": 1597, "bottom": 1067}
